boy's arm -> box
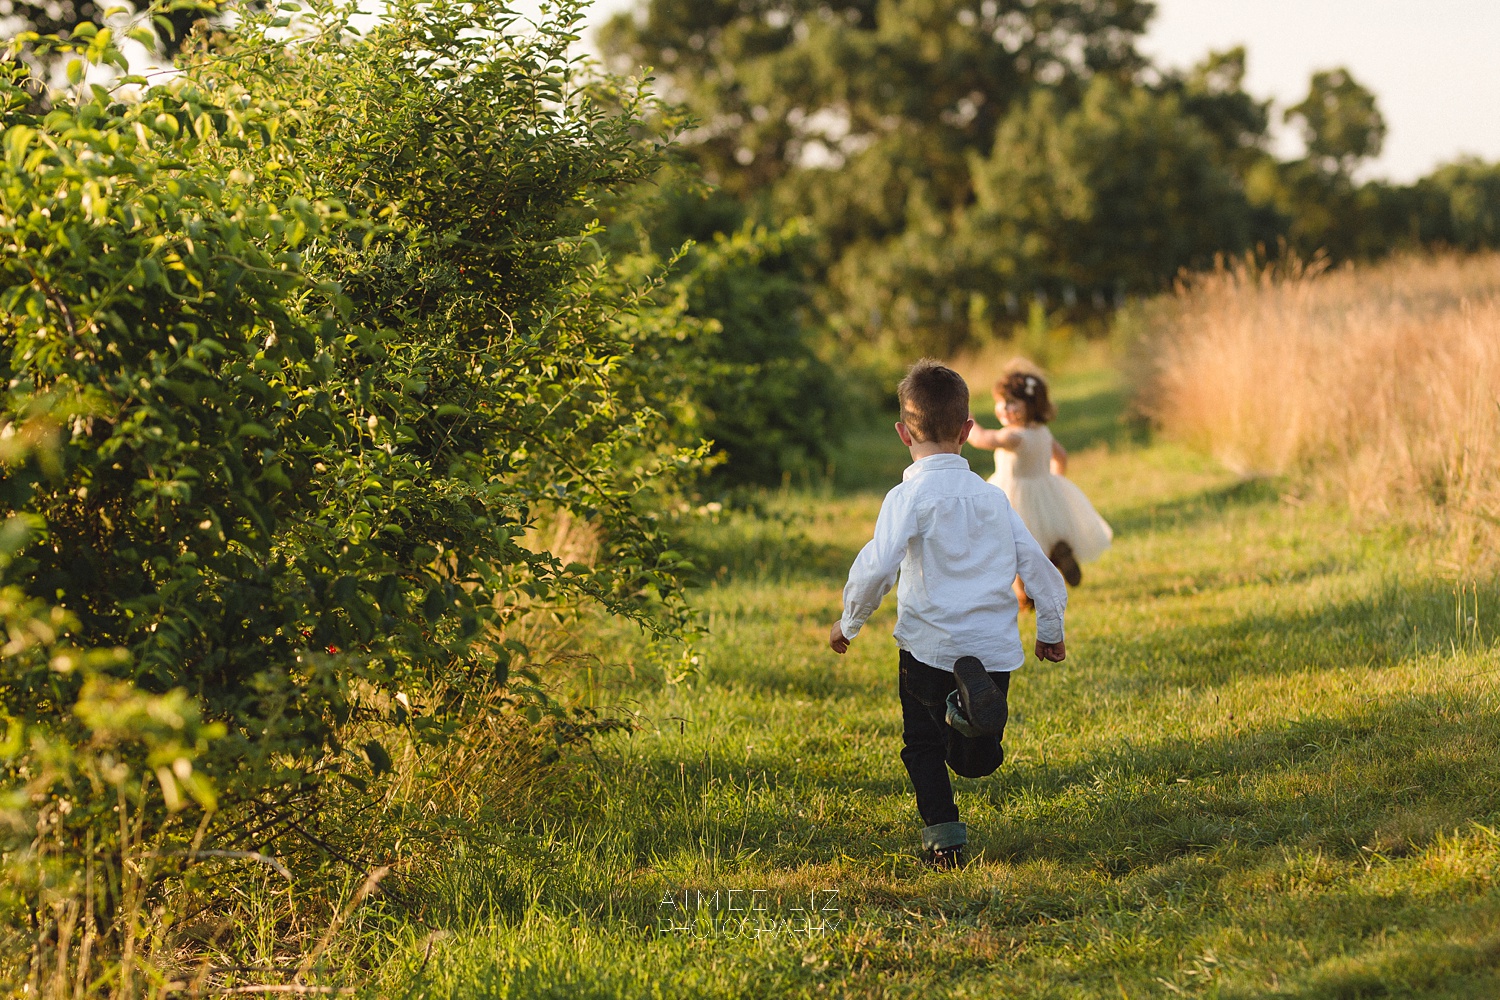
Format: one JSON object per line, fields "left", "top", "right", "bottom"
{"left": 831, "top": 490, "right": 918, "bottom": 652}
{"left": 1009, "top": 506, "right": 1068, "bottom": 649}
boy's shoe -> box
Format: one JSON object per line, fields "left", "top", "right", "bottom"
{"left": 1050, "top": 541, "right": 1082, "bottom": 587}
{"left": 952, "top": 656, "right": 1007, "bottom": 736}
{"left": 927, "top": 844, "right": 966, "bottom": 870}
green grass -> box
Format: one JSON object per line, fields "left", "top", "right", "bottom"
{"left": 355, "top": 364, "right": 1500, "bottom": 999}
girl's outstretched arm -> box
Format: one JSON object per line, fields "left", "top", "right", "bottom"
{"left": 1050, "top": 438, "right": 1068, "bottom": 475}
{"left": 968, "top": 422, "right": 1023, "bottom": 451}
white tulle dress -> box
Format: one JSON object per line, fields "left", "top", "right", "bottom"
{"left": 989, "top": 425, "right": 1112, "bottom": 563}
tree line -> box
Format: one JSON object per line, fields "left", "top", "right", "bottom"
{"left": 13, "top": 2, "right": 1494, "bottom": 488}
{"left": 601, "top": 0, "right": 1500, "bottom": 359}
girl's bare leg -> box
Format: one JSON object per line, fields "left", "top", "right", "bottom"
{"left": 1013, "top": 576, "right": 1034, "bottom": 611}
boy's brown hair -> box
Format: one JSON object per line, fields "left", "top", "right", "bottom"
{"left": 898, "top": 359, "right": 971, "bottom": 443}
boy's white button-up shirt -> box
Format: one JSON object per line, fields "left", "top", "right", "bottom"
{"left": 840, "top": 452, "right": 1066, "bottom": 672}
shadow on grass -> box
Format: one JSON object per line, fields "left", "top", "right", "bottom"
{"left": 1105, "top": 476, "right": 1284, "bottom": 537}
{"left": 582, "top": 572, "right": 1500, "bottom": 878}
{"left": 422, "top": 574, "right": 1500, "bottom": 999}
{"left": 620, "top": 683, "right": 1500, "bottom": 875}
{"left": 984, "top": 689, "right": 1500, "bottom": 865}
{"left": 704, "top": 653, "right": 883, "bottom": 700}
{"left": 1094, "top": 573, "right": 1500, "bottom": 695}
{"left": 677, "top": 513, "right": 859, "bottom": 586}
{"left": 1291, "top": 921, "right": 1500, "bottom": 1000}
{"left": 1051, "top": 381, "right": 1150, "bottom": 453}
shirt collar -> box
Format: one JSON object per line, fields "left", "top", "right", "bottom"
{"left": 903, "top": 452, "right": 971, "bottom": 481}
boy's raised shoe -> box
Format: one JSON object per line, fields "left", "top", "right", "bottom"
{"left": 1050, "top": 541, "right": 1082, "bottom": 587}
{"left": 952, "top": 656, "right": 1007, "bottom": 736}
{"left": 926, "top": 844, "right": 966, "bottom": 870}
{"left": 921, "top": 821, "right": 967, "bottom": 870}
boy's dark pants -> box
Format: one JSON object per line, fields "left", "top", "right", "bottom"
{"left": 898, "top": 650, "right": 1008, "bottom": 845}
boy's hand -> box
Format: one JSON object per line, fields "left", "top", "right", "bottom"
{"left": 829, "top": 623, "right": 851, "bottom": 654}
{"left": 1035, "top": 639, "right": 1066, "bottom": 662}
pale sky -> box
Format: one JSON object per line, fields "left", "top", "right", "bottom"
{"left": 564, "top": 0, "right": 1500, "bottom": 184}
{"left": 1139, "top": 1, "right": 1500, "bottom": 182}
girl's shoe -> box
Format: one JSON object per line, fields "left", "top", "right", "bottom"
{"left": 953, "top": 656, "right": 1007, "bottom": 735}
{"left": 927, "top": 845, "right": 966, "bottom": 870}
{"left": 1050, "top": 541, "right": 1082, "bottom": 587}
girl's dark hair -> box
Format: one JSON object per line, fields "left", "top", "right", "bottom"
{"left": 996, "top": 371, "right": 1056, "bottom": 424}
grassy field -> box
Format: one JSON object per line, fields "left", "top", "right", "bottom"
{"left": 356, "top": 364, "right": 1500, "bottom": 999}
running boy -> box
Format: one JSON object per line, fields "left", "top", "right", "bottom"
{"left": 828, "top": 360, "right": 1068, "bottom": 869}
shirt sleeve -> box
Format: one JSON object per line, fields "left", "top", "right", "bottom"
{"left": 1010, "top": 505, "right": 1067, "bottom": 644}
{"left": 840, "top": 487, "right": 919, "bottom": 639}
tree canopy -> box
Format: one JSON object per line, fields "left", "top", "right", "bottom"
{"left": 1286, "top": 67, "right": 1387, "bottom": 178}
{"left": 604, "top": 3, "right": 1500, "bottom": 352}
{"left": 603, "top": 0, "right": 1160, "bottom": 347}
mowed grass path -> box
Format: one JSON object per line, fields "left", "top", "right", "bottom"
{"left": 370, "top": 367, "right": 1500, "bottom": 999}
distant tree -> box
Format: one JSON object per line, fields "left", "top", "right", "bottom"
{"left": 595, "top": 160, "right": 844, "bottom": 486}
{"left": 602, "top": 0, "right": 1155, "bottom": 199}
{"left": 817, "top": 77, "right": 1258, "bottom": 353}
{"left": 600, "top": 0, "right": 1158, "bottom": 348}
{"left": 1418, "top": 158, "right": 1500, "bottom": 251}
{"left": 965, "top": 80, "right": 1253, "bottom": 297}
{"left": 1246, "top": 67, "right": 1387, "bottom": 260}
{"left": 1285, "top": 67, "right": 1386, "bottom": 179}
{"left": 678, "top": 222, "right": 841, "bottom": 485}
{"left": 1167, "top": 48, "right": 1271, "bottom": 178}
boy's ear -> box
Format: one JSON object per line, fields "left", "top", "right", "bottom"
{"left": 895, "top": 421, "right": 915, "bottom": 447}
{"left": 961, "top": 416, "right": 975, "bottom": 442}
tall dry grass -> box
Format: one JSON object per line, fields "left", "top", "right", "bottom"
{"left": 1140, "top": 252, "right": 1500, "bottom": 556}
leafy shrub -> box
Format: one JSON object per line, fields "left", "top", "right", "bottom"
{"left": 602, "top": 179, "right": 845, "bottom": 488}
{"left": 679, "top": 222, "right": 840, "bottom": 487}
{"left": 1, "top": 0, "right": 704, "bottom": 980}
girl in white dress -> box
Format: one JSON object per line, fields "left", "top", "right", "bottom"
{"left": 966, "top": 367, "right": 1112, "bottom": 605}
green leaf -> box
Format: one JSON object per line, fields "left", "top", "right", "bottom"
{"left": 362, "top": 740, "right": 393, "bottom": 775}
{"left": 4, "top": 126, "right": 35, "bottom": 169}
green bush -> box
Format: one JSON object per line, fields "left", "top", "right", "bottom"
{"left": 680, "top": 222, "right": 840, "bottom": 487}
{"left": 1, "top": 0, "right": 704, "bottom": 974}
{"left": 600, "top": 178, "right": 845, "bottom": 488}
